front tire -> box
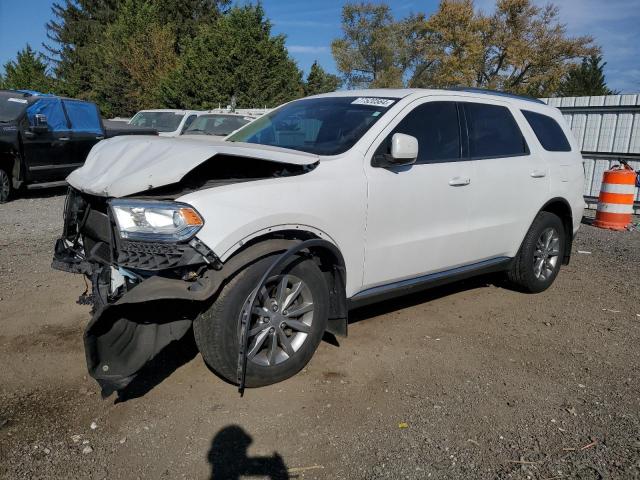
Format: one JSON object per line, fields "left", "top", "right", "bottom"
{"left": 0, "top": 167, "right": 12, "bottom": 203}
{"left": 194, "top": 255, "right": 329, "bottom": 387}
{"left": 507, "top": 211, "right": 565, "bottom": 293}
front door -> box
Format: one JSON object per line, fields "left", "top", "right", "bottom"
{"left": 362, "top": 99, "right": 477, "bottom": 291}
{"left": 22, "top": 98, "right": 75, "bottom": 182}
{"left": 63, "top": 99, "right": 105, "bottom": 176}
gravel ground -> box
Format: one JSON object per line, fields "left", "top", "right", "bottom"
{"left": 1, "top": 192, "right": 639, "bottom": 480}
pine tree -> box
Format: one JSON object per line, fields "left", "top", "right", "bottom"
{"left": 304, "top": 61, "right": 341, "bottom": 96}
{"left": 44, "top": 0, "right": 228, "bottom": 100}
{"left": 45, "top": 0, "right": 121, "bottom": 97}
{"left": 559, "top": 55, "right": 617, "bottom": 96}
{"left": 90, "top": 0, "right": 178, "bottom": 116}
{"left": 2, "top": 45, "right": 56, "bottom": 93}
{"left": 160, "top": 4, "right": 304, "bottom": 109}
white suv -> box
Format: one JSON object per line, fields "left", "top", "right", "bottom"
{"left": 128, "top": 109, "right": 204, "bottom": 137}
{"left": 53, "top": 89, "right": 584, "bottom": 394}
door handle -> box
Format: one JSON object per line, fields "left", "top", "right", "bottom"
{"left": 95, "top": 136, "right": 104, "bottom": 140}
{"left": 530, "top": 170, "right": 546, "bottom": 178}
{"left": 58, "top": 137, "right": 70, "bottom": 141}
{"left": 448, "top": 177, "right": 471, "bottom": 186}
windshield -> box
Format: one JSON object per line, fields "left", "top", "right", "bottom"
{"left": 227, "top": 96, "right": 397, "bottom": 155}
{"left": 183, "top": 114, "right": 252, "bottom": 136}
{"left": 129, "top": 111, "right": 184, "bottom": 132}
{"left": 0, "top": 92, "right": 28, "bottom": 122}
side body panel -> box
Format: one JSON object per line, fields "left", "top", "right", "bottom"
{"left": 462, "top": 99, "right": 551, "bottom": 260}
{"left": 178, "top": 156, "right": 368, "bottom": 297}
{"left": 546, "top": 109, "right": 585, "bottom": 235}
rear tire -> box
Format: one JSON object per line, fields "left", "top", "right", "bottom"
{"left": 507, "top": 211, "right": 565, "bottom": 293}
{"left": 0, "top": 167, "right": 12, "bottom": 203}
{"left": 194, "top": 254, "right": 329, "bottom": 387}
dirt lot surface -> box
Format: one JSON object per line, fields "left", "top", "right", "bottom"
{"left": 1, "top": 192, "right": 639, "bottom": 480}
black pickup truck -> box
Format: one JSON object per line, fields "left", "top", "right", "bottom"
{"left": 0, "top": 90, "right": 156, "bottom": 202}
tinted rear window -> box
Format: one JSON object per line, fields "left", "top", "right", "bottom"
{"left": 522, "top": 110, "right": 571, "bottom": 152}
{"left": 464, "top": 103, "right": 528, "bottom": 158}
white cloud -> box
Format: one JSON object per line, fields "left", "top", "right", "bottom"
{"left": 288, "top": 45, "right": 330, "bottom": 54}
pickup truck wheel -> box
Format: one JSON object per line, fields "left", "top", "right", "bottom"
{"left": 0, "top": 168, "right": 11, "bottom": 203}
{"left": 194, "top": 254, "right": 329, "bottom": 387}
{"left": 507, "top": 211, "right": 565, "bottom": 293}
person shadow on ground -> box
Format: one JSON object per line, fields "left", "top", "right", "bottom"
{"left": 208, "top": 425, "right": 289, "bottom": 480}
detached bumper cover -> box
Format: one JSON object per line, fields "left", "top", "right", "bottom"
{"left": 51, "top": 188, "right": 219, "bottom": 396}
{"left": 84, "top": 302, "right": 192, "bottom": 396}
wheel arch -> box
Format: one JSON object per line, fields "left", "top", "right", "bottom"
{"left": 0, "top": 150, "right": 22, "bottom": 190}
{"left": 537, "top": 197, "right": 574, "bottom": 265}
{"left": 216, "top": 229, "right": 349, "bottom": 337}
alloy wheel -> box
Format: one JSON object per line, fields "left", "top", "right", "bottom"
{"left": 533, "top": 227, "right": 560, "bottom": 281}
{"left": 242, "top": 274, "right": 314, "bottom": 367}
{"left": 0, "top": 169, "right": 10, "bottom": 203}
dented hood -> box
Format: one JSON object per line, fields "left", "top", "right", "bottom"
{"left": 67, "top": 135, "right": 319, "bottom": 197}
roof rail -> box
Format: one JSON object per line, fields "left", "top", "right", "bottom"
{"left": 450, "top": 87, "right": 545, "bottom": 104}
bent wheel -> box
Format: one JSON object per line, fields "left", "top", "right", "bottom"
{"left": 194, "top": 255, "right": 328, "bottom": 387}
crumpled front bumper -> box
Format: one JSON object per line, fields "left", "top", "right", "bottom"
{"left": 52, "top": 188, "right": 220, "bottom": 396}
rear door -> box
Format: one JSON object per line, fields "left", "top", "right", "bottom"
{"left": 63, "top": 99, "right": 104, "bottom": 175}
{"left": 461, "top": 100, "right": 550, "bottom": 260}
{"left": 22, "top": 98, "right": 75, "bottom": 182}
{"left": 362, "top": 98, "right": 477, "bottom": 290}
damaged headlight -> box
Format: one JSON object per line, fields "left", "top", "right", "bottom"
{"left": 110, "top": 199, "right": 203, "bottom": 242}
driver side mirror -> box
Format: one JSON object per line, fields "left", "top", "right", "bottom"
{"left": 372, "top": 133, "right": 419, "bottom": 168}
{"left": 30, "top": 114, "right": 49, "bottom": 134}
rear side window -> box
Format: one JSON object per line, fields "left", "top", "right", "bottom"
{"left": 383, "top": 101, "right": 461, "bottom": 163}
{"left": 63, "top": 100, "right": 102, "bottom": 134}
{"left": 521, "top": 110, "right": 571, "bottom": 152}
{"left": 464, "top": 103, "right": 528, "bottom": 158}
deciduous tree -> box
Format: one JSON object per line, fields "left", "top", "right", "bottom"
{"left": 332, "top": 0, "right": 598, "bottom": 97}
{"left": 331, "top": 2, "right": 406, "bottom": 88}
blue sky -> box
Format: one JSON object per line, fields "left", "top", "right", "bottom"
{"left": 1, "top": 0, "right": 639, "bottom": 92}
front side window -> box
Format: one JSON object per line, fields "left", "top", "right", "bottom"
{"left": 227, "top": 97, "right": 397, "bottom": 155}
{"left": 26, "top": 98, "right": 69, "bottom": 132}
{"left": 129, "top": 111, "right": 184, "bottom": 132}
{"left": 522, "top": 110, "right": 571, "bottom": 152}
{"left": 464, "top": 103, "right": 528, "bottom": 158}
{"left": 377, "top": 101, "right": 461, "bottom": 164}
{"left": 63, "top": 100, "right": 102, "bottom": 134}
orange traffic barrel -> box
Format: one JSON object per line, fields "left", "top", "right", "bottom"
{"left": 593, "top": 163, "right": 638, "bottom": 231}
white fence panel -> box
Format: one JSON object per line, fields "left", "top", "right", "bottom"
{"left": 542, "top": 94, "right": 640, "bottom": 214}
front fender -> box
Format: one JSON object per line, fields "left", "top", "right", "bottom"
{"left": 177, "top": 171, "right": 366, "bottom": 297}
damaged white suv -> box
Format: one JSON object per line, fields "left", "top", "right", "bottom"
{"left": 53, "top": 89, "right": 584, "bottom": 395}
